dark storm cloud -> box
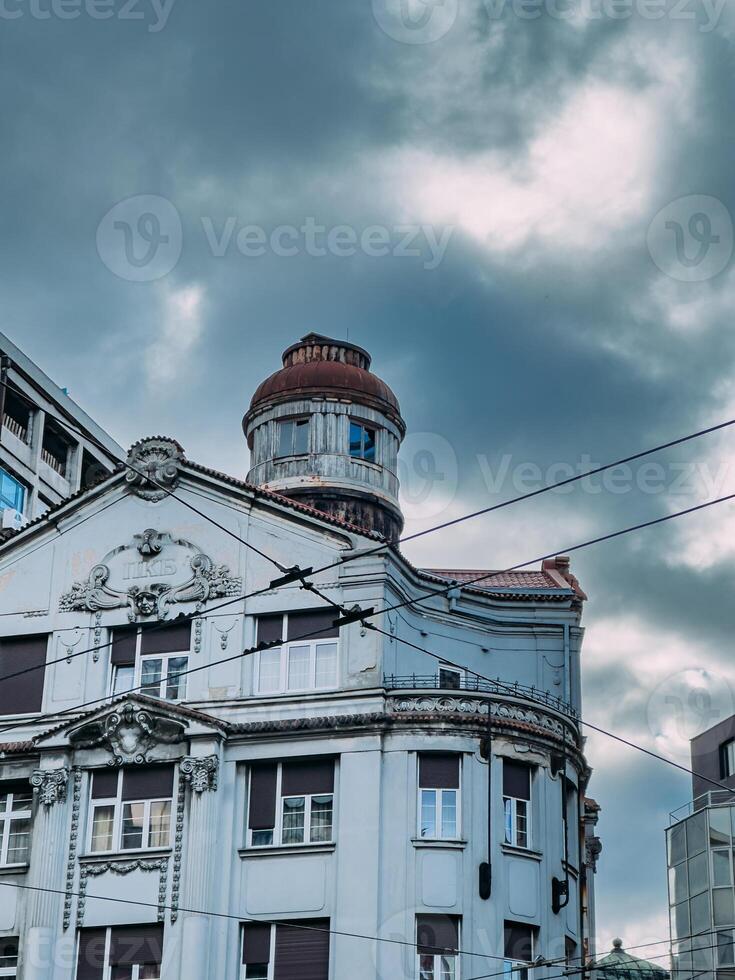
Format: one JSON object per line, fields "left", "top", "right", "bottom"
{"left": 3, "top": 0, "right": 735, "bottom": 948}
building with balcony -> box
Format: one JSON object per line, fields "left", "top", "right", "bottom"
{"left": 666, "top": 717, "right": 735, "bottom": 980}
{"left": 0, "top": 332, "right": 122, "bottom": 527}
{"left": 0, "top": 334, "right": 599, "bottom": 980}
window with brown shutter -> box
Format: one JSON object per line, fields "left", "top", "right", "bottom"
{"left": 110, "top": 623, "right": 190, "bottom": 702}
{"left": 76, "top": 924, "right": 163, "bottom": 980}
{"left": 88, "top": 766, "right": 174, "bottom": 854}
{"left": 247, "top": 759, "right": 335, "bottom": 848}
{"left": 418, "top": 755, "right": 460, "bottom": 841}
{"left": 503, "top": 760, "right": 532, "bottom": 849}
{"left": 416, "top": 915, "right": 460, "bottom": 978}
{"left": 254, "top": 612, "right": 339, "bottom": 696}
{"left": 274, "top": 920, "right": 330, "bottom": 980}
{"left": 0, "top": 634, "right": 48, "bottom": 715}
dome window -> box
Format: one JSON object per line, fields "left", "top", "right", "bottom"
{"left": 349, "top": 420, "right": 376, "bottom": 462}
{"left": 276, "top": 418, "right": 309, "bottom": 458}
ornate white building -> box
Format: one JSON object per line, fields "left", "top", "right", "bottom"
{"left": 0, "top": 334, "right": 599, "bottom": 980}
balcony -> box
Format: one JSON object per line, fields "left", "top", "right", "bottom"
{"left": 2, "top": 415, "right": 28, "bottom": 444}
{"left": 383, "top": 672, "right": 577, "bottom": 719}
{"left": 40, "top": 446, "right": 66, "bottom": 476}
{"left": 670, "top": 790, "right": 735, "bottom": 825}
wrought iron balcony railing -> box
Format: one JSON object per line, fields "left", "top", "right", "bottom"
{"left": 383, "top": 673, "right": 578, "bottom": 719}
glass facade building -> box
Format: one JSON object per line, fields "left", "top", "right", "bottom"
{"left": 667, "top": 795, "right": 735, "bottom": 980}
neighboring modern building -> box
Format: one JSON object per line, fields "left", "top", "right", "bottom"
{"left": 593, "top": 938, "right": 669, "bottom": 980}
{"left": 667, "top": 717, "right": 735, "bottom": 980}
{"left": 0, "top": 333, "right": 599, "bottom": 980}
{"left": 0, "top": 332, "right": 122, "bottom": 527}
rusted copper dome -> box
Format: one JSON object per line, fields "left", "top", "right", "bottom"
{"left": 243, "top": 334, "right": 402, "bottom": 440}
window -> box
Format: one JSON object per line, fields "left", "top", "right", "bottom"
{"left": 276, "top": 419, "right": 309, "bottom": 458}
{"left": 111, "top": 622, "right": 190, "bottom": 702}
{"left": 88, "top": 767, "right": 174, "bottom": 854}
{"left": 718, "top": 930, "right": 735, "bottom": 967}
{"left": 721, "top": 739, "right": 735, "bottom": 779}
{"left": 503, "top": 922, "right": 536, "bottom": 980}
{"left": 0, "top": 635, "right": 47, "bottom": 716}
{"left": 438, "top": 665, "right": 462, "bottom": 691}
{"left": 418, "top": 755, "right": 460, "bottom": 840}
{"left": 2, "top": 389, "right": 32, "bottom": 445}
{"left": 503, "top": 760, "right": 531, "bottom": 849}
{"left": 0, "top": 937, "right": 18, "bottom": 978}
{"left": 349, "top": 420, "right": 376, "bottom": 462}
{"left": 416, "top": 915, "right": 460, "bottom": 980}
{"left": 76, "top": 924, "right": 163, "bottom": 980}
{"left": 254, "top": 611, "right": 339, "bottom": 696}
{"left": 247, "top": 759, "right": 335, "bottom": 848}
{"left": 0, "top": 782, "right": 32, "bottom": 865}
{"left": 0, "top": 468, "right": 26, "bottom": 514}
{"left": 241, "top": 919, "right": 330, "bottom": 980}
{"left": 41, "top": 420, "right": 72, "bottom": 478}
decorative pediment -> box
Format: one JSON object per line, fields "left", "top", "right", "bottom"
{"left": 68, "top": 700, "right": 188, "bottom": 765}
{"left": 58, "top": 528, "right": 242, "bottom": 620}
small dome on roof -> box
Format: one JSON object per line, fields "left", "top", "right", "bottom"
{"left": 243, "top": 333, "right": 402, "bottom": 430}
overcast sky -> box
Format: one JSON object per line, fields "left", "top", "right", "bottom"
{"left": 4, "top": 0, "right": 735, "bottom": 958}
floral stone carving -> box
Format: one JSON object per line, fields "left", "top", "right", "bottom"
{"left": 124, "top": 436, "right": 184, "bottom": 502}
{"left": 69, "top": 702, "right": 186, "bottom": 765}
{"left": 31, "top": 767, "right": 70, "bottom": 805}
{"left": 180, "top": 755, "right": 219, "bottom": 793}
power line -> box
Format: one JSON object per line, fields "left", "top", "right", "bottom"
{"left": 4, "top": 372, "right": 735, "bottom": 590}
{"left": 2, "top": 489, "right": 735, "bottom": 797}
{"left": 369, "top": 621, "right": 735, "bottom": 793}
{"left": 0, "top": 880, "right": 529, "bottom": 966}
{"left": 0, "top": 377, "right": 287, "bottom": 572}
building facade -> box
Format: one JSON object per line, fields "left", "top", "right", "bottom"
{"left": 0, "top": 332, "right": 122, "bottom": 527}
{"left": 0, "top": 335, "right": 598, "bottom": 980}
{"left": 667, "top": 718, "right": 735, "bottom": 980}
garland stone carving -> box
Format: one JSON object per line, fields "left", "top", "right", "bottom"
{"left": 77, "top": 858, "right": 169, "bottom": 925}
{"left": 63, "top": 769, "right": 83, "bottom": 930}
{"left": 59, "top": 529, "right": 242, "bottom": 621}
{"left": 31, "top": 767, "right": 70, "bottom": 805}
{"left": 69, "top": 702, "right": 186, "bottom": 765}
{"left": 390, "top": 694, "right": 569, "bottom": 739}
{"left": 180, "top": 755, "right": 219, "bottom": 793}
{"left": 170, "top": 778, "right": 186, "bottom": 923}
{"left": 125, "top": 437, "right": 184, "bottom": 502}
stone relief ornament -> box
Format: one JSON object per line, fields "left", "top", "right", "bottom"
{"left": 125, "top": 436, "right": 184, "bottom": 502}
{"left": 69, "top": 702, "right": 186, "bottom": 765}
{"left": 180, "top": 755, "right": 219, "bottom": 793}
{"left": 58, "top": 529, "right": 242, "bottom": 620}
{"left": 31, "top": 767, "right": 70, "bottom": 805}
{"left": 77, "top": 857, "right": 169, "bottom": 925}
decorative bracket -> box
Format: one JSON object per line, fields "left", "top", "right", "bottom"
{"left": 31, "top": 767, "right": 70, "bottom": 806}
{"left": 180, "top": 755, "right": 219, "bottom": 793}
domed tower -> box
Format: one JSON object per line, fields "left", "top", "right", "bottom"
{"left": 243, "top": 333, "right": 405, "bottom": 541}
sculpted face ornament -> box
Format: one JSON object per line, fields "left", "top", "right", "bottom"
{"left": 59, "top": 529, "right": 242, "bottom": 620}
{"left": 125, "top": 436, "right": 184, "bottom": 502}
